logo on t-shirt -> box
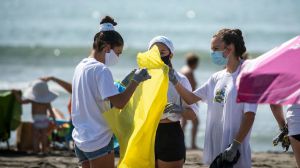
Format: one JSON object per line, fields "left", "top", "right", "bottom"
{"left": 214, "top": 87, "right": 226, "bottom": 104}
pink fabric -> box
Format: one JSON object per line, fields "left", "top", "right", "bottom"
{"left": 237, "top": 36, "right": 300, "bottom": 105}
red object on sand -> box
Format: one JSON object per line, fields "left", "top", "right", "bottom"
{"left": 237, "top": 36, "right": 300, "bottom": 105}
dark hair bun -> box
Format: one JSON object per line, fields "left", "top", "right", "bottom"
{"left": 232, "top": 29, "right": 242, "bottom": 37}
{"left": 100, "top": 16, "right": 117, "bottom": 26}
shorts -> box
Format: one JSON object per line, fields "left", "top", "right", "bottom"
{"left": 286, "top": 115, "right": 300, "bottom": 138}
{"left": 155, "top": 121, "right": 186, "bottom": 162}
{"left": 291, "top": 134, "right": 300, "bottom": 142}
{"left": 74, "top": 137, "right": 114, "bottom": 164}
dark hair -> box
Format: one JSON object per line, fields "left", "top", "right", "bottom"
{"left": 100, "top": 16, "right": 117, "bottom": 26}
{"left": 93, "top": 16, "right": 124, "bottom": 51}
{"left": 213, "top": 28, "right": 246, "bottom": 59}
{"left": 241, "top": 52, "right": 249, "bottom": 60}
{"left": 93, "top": 32, "right": 106, "bottom": 52}
{"left": 185, "top": 52, "right": 199, "bottom": 67}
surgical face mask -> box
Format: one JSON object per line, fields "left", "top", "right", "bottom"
{"left": 105, "top": 49, "right": 119, "bottom": 66}
{"left": 210, "top": 51, "right": 228, "bottom": 66}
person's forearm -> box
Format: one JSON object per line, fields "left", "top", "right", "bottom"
{"left": 109, "top": 81, "right": 138, "bottom": 109}
{"left": 50, "top": 112, "right": 56, "bottom": 121}
{"left": 182, "top": 107, "right": 197, "bottom": 120}
{"left": 185, "top": 73, "right": 196, "bottom": 90}
{"left": 190, "top": 78, "right": 197, "bottom": 91}
{"left": 13, "top": 90, "right": 22, "bottom": 103}
{"left": 174, "top": 83, "right": 200, "bottom": 105}
{"left": 119, "top": 81, "right": 139, "bottom": 106}
{"left": 48, "top": 105, "right": 56, "bottom": 121}
{"left": 51, "top": 77, "right": 72, "bottom": 93}
{"left": 270, "top": 104, "right": 285, "bottom": 129}
{"left": 235, "top": 112, "right": 255, "bottom": 143}
{"left": 12, "top": 90, "right": 30, "bottom": 104}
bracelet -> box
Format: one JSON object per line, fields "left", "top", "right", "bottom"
{"left": 233, "top": 139, "right": 241, "bottom": 144}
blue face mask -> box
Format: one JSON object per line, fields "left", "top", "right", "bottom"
{"left": 210, "top": 51, "right": 228, "bottom": 66}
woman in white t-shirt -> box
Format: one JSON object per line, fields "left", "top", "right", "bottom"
{"left": 169, "top": 29, "right": 257, "bottom": 168}
{"left": 71, "top": 16, "right": 151, "bottom": 168}
{"left": 271, "top": 104, "right": 300, "bottom": 167}
{"left": 148, "top": 36, "right": 198, "bottom": 168}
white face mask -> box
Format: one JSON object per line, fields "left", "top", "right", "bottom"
{"left": 105, "top": 49, "right": 119, "bottom": 66}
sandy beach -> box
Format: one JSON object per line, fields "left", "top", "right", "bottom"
{"left": 1, "top": 1, "right": 300, "bottom": 168}
{"left": 0, "top": 149, "right": 296, "bottom": 168}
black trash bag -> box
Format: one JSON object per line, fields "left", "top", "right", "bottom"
{"left": 209, "top": 150, "right": 240, "bottom": 168}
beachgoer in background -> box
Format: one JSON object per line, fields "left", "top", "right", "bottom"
{"left": 40, "top": 76, "right": 72, "bottom": 118}
{"left": 180, "top": 52, "right": 200, "bottom": 149}
{"left": 270, "top": 104, "right": 300, "bottom": 167}
{"left": 13, "top": 80, "right": 57, "bottom": 154}
{"left": 40, "top": 76, "right": 72, "bottom": 119}
{"left": 71, "top": 16, "right": 150, "bottom": 168}
{"left": 40, "top": 76, "right": 73, "bottom": 148}
{"left": 169, "top": 29, "right": 257, "bottom": 168}
{"left": 180, "top": 53, "right": 199, "bottom": 91}
{"left": 149, "top": 36, "right": 198, "bottom": 168}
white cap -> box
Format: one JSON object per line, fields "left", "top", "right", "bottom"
{"left": 148, "top": 36, "right": 174, "bottom": 54}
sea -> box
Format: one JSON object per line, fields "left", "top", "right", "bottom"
{"left": 0, "top": 0, "right": 300, "bottom": 152}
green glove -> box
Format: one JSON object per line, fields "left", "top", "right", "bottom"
{"left": 121, "top": 69, "right": 137, "bottom": 87}
{"left": 273, "top": 124, "right": 290, "bottom": 151}
{"left": 132, "top": 68, "right": 151, "bottom": 84}
{"left": 163, "top": 103, "right": 184, "bottom": 114}
{"left": 222, "top": 139, "right": 241, "bottom": 162}
{"left": 168, "top": 68, "right": 178, "bottom": 85}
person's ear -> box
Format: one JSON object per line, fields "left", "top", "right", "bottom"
{"left": 103, "top": 44, "right": 111, "bottom": 53}
{"left": 224, "top": 44, "right": 234, "bottom": 57}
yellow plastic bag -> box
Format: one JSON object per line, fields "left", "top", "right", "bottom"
{"left": 103, "top": 46, "right": 169, "bottom": 168}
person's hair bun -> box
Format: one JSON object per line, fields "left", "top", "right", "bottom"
{"left": 232, "top": 29, "right": 242, "bottom": 37}
{"left": 100, "top": 16, "right": 117, "bottom": 26}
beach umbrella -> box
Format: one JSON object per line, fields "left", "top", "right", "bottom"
{"left": 237, "top": 36, "right": 300, "bottom": 105}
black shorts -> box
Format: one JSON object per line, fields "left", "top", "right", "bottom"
{"left": 155, "top": 121, "right": 186, "bottom": 162}
{"left": 291, "top": 134, "right": 300, "bottom": 142}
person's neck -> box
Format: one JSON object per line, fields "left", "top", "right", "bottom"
{"left": 89, "top": 50, "right": 104, "bottom": 63}
{"left": 188, "top": 67, "right": 195, "bottom": 73}
{"left": 226, "top": 56, "right": 240, "bottom": 73}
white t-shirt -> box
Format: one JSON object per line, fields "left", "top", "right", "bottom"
{"left": 161, "top": 72, "right": 198, "bottom": 121}
{"left": 71, "top": 57, "right": 119, "bottom": 152}
{"left": 194, "top": 64, "right": 257, "bottom": 168}
{"left": 286, "top": 104, "right": 300, "bottom": 136}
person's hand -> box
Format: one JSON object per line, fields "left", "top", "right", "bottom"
{"left": 40, "top": 76, "right": 53, "bottom": 82}
{"left": 11, "top": 89, "right": 21, "bottom": 93}
{"left": 52, "top": 118, "right": 58, "bottom": 126}
{"left": 121, "top": 69, "right": 137, "bottom": 87}
{"left": 273, "top": 124, "right": 290, "bottom": 151}
{"left": 11, "top": 89, "right": 21, "bottom": 96}
{"left": 163, "top": 103, "right": 184, "bottom": 114}
{"left": 222, "top": 139, "right": 241, "bottom": 162}
{"left": 132, "top": 68, "right": 151, "bottom": 84}
{"left": 50, "top": 119, "right": 58, "bottom": 128}
{"left": 168, "top": 68, "right": 178, "bottom": 85}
